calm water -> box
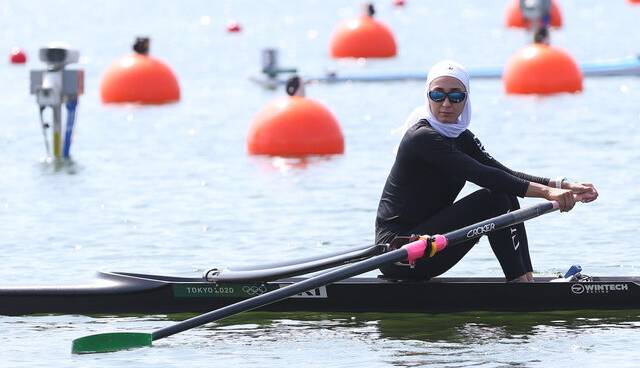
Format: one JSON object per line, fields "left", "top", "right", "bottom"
{"left": 1, "top": 0, "right": 639, "bottom": 367}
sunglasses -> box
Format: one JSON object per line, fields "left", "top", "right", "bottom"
{"left": 428, "top": 90, "right": 467, "bottom": 104}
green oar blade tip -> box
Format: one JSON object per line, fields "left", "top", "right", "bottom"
{"left": 71, "top": 332, "right": 152, "bottom": 354}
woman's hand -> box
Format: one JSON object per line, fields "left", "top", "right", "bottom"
{"left": 546, "top": 187, "right": 576, "bottom": 212}
{"left": 526, "top": 181, "right": 595, "bottom": 211}
{"left": 562, "top": 182, "right": 599, "bottom": 203}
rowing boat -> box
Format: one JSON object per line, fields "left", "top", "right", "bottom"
{"left": 5, "top": 203, "right": 638, "bottom": 319}
{"left": 2, "top": 271, "right": 639, "bottom": 316}
{"left": 250, "top": 55, "right": 640, "bottom": 88}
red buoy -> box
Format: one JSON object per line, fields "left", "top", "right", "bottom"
{"left": 226, "top": 20, "right": 242, "bottom": 33}
{"left": 505, "top": 0, "right": 562, "bottom": 28}
{"left": 100, "top": 38, "right": 179, "bottom": 104}
{"left": 503, "top": 44, "right": 582, "bottom": 94}
{"left": 9, "top": 47, "right": 27, "bottom": 64}
{"left": 330, "top": 4, "right": 397, "bottom": 58}
{"left": 628, "top": 0, "right": 640, "bottom": 4}
{"left": 393, "top": 0, "right": 406, "bottom": 6}
{"left": 247, "top": 96, "right": 344, "bottom": 156}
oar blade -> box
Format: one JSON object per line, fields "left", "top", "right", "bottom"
{"left": 71, "top": 332, "right": 152, "bottom": 354}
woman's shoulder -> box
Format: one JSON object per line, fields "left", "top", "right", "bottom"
{"left": 409, "top": 120, "right": 451, "bottom": 144}
{"left": 457, "top": 128, "right": 476, "bottom": 140}
{"left": 409, "top": 119, "right": 438, "bottom": 136}
{"left": 402, "top": 120, "right": 450, "bottom": 153}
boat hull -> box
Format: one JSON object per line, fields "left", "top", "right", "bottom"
{"left": 1, "top": 272, "right": 639, "bottom": 316}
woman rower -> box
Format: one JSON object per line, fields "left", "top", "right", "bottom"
{"left": 375, "top": 60, "right": 598, "bottom": 282}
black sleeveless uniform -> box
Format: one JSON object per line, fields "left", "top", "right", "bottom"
{"left": 375, "top": 119, "right": 549, "bottom": 280}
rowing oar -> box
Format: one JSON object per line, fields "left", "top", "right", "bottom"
{"left": 71, "top": 200, "right": 560, "bottom": 354}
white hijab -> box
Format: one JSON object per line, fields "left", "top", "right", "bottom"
{"left": 404, "top": 60, "right": 472, "bottom": 138}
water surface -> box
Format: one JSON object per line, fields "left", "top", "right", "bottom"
{"left": 1, "top": 0, "right": 639, "bottom": 366}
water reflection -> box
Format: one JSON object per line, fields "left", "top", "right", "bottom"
{"left": 37, "top": 157, "right": 80, "bottom": 175}
{"left": 164, "top": 310, "right": 640, "bottom": 344}
{"left": 153, "top": 311, "right": 640, "bottom": 367}
{"left": 372, "top": 310, "right": 640, "bottom": 342}
{"left": 3, "top": 312, "right": 638, "bottom": 368}
{"left": 250, "top": 155, "right": 337, "bottom": 173}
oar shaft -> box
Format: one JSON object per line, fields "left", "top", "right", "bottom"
{"left": 441, "top": 201, "right": 558, "bottom": 247}
{"left": 226, "top": 243, "right": 380, "bottom": 272}
{"left": 206, "top": 244, "right": 383, "bottom": 282}
{"left": 152, "top": 246, "right": 413, "bottom": 340}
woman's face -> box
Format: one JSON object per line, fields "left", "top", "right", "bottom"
{"left": 428, "top": 76, "right": 467, "bottom": 123}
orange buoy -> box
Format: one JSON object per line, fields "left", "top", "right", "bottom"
{"left": 248, "top": 79, "right": 344, "bottom": 156}
{"left": 505, "top": 0, "right": 562, "bottom": 28}
{"left": 100, "top": 37, "right": 180, "bottom": 104}
{"left": 503, "top": 43, "right": 582, "bottom": 94}
{"left": 9, "top": 47, "right": 27, "bottom": 64}
{"left": 330, "top": 4, "right": 397, "bottom": 59}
